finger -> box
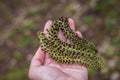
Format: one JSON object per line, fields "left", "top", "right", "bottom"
{"left": 76, "top": 31, "right": 83, "bottom": 38}
{"left": 67, "top": 18, "right": 75, "bottom": 44}
{"left": 30, "top": 47, "right": 45, "bottom": 67}
{"left": 44, "top": 20, "right": 52, "bottom": 37}
{"left": 43, "top": 20, "right": 53, "bottom": 59}
{"left": 68, "top": 18, "right": 75, "bottom": 32}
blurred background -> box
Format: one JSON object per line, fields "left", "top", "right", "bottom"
{"left": 0, "top": 0, "right": 120, "bottom": 80}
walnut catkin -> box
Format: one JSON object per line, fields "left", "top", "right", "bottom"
{"left": 38, "top": 17, "right": 105, "bottom": 71}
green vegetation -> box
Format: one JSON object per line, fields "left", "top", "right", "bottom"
{"left": 83, "top": 16, "right": 94, "bottom": 27}
{"left": 6, "top": 68, "right": 28, "bottom": 80}
{"left": 13, "top": 51, "right": 22, "bottom": 60}
{"left": 88, "top": 69, "right": 97, "bottom": 77}
{"left": 17, "top": 37, "right": 33, "bottom": 47}
{"left": 112, "top": 38, "right": 120, "bottom": 46}
{"left": 94, "top": 0, "right": 113, "bottom": 12}
{"left": 23, "top": 20, "right": 37, "bottom": 30}
{"left": 105, "top": 18, "right": 115, "bottom": 31}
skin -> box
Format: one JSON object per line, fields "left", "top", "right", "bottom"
{"left": 28, "top": 18, "right": 88, "bottom": 80}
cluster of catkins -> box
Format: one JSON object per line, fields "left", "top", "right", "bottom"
{"left": 38, "top": 17, "right": 105, "bottom": 71}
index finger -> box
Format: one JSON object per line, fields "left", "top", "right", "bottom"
{"left": 44, "top": 20, "right": 52, "bottom": 37}
{"left": 67, "top": 18, "right": 76, "bottom": 44}
{"left": 68, "top": 18, "right": 75, "bottom": 32}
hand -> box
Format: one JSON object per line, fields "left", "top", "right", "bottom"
{"left": 28, "top": 18, "right": 88, "bottom": 80}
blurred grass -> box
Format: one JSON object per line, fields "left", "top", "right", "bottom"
{"left": 94, "top": 0, "right": 113, "bottom": 12}
{"left": 13, "top": 51, "right": 22, "bottom": 60}
{"left": 23, "top": 19, "right": 37, "bottom": 30}
{"left": 6, "top": 68, "right": 28, "bottom": 80}
{"left": 83, "top": 16, "right": 94, "bottom": 27}
{"left": 17, "top": 37, "right": 33, "bottom": 47}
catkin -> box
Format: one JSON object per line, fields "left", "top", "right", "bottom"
{"left": 38, "top": 17, "right": 105, "bottom": 71}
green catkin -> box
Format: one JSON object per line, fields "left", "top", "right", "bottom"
{"left": 37, "top": 17, "right": 105, "bottom": 71}
{"left": 46, "top": 18, "right": 103, "bottom": 64}
{"left": 47, "top": 33, "right": 104, "bottom": 67}
{"left": 38, "top": 32, "right": 101, "bottom": 70}
{"left": 58, "top": 17, "right": 96, "bottom": 49}
{"left": 48, "top": 18, "right": 98, "bottom": 54}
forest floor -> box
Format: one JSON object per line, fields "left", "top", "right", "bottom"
{"left": 0, "top": 0, "right": 120, "bottom": 80}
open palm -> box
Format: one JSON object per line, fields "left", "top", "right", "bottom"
{"left": 29, "top": 18, "right": 88, "bottom": 80}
